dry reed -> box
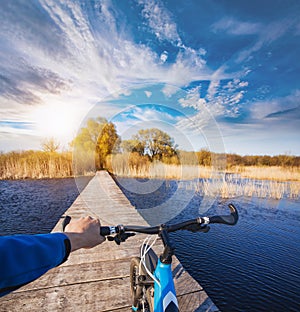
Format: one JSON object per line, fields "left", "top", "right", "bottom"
{"left": 108, "top": 158, "right": 300, "bottom": 181}
{"left": 0, "top": 151, "right": 73, "bottom": 179}
{"left": 107, "top": 157, "right": 300, "bottom": 200}
{"left": 181, "top": 179, "right": 299, "bottom": 200}
{"left": 231, "top": 166, "right": 300, "bottom": 181}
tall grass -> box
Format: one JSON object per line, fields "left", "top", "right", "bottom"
{"left": 231, "top": 166, "right": 300, "bottom": 181}
{"left": 0, "top": 151, "right": 73, "bottom": 179}
{"left": 107, "top": 155, "right": 300, "bottom": 181}
{"left": 192, "top": 179, "right": 299, "bottom": 200}
{"left": 107, "top": 155, "right": 300, "bottom": 200}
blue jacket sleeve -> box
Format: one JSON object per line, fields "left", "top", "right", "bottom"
{"left": 0, "top": 233, "right": 71, "bottom": 297}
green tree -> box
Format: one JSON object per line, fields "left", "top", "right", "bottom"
{"left": 122, "top": 128, "right": 177, "bottom": 161}
{"left": 71, "top": 117, "right": 119, "bottom": 170}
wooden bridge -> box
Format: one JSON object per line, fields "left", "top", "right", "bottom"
{"left": 0, "top": 171, "right": 219, "bottom": 312}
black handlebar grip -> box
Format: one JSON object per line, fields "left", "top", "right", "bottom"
{"left": 209, "top": 204, "right": 238, "bottom": 225}
{"left": 100, "top": 226, "right": 112, "bottom": 236}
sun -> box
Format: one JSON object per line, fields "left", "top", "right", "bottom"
{"left": 31, "top": 102, "right": 82, "bottom": 148}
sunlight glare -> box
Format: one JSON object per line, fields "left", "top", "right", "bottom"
{"left": 32, "top": 102, "right": 83, "bottom": 148}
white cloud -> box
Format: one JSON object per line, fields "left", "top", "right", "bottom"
{"left": 0, "top": 125, "right": 34, "bottom": 137}
{"left": 236, "top": 17, "right": 298, "bottom": 62}
{"left": 250, "top": 90, "right": 300, "bottom": 120}
{"left": 176, "top": 75, "right": 249, "bottom": 136}
{"left": 206, "top": 65, "right": 230, "bottom": 100}
{"left": 212, "top": 16, "right": 299, "bottom": 63}
{"left": 177, "top": 87, "right": 221, "bottom": 134}
{"left": 129, "top": 106, "right": 177, "bottom": 123}
{"left": 137, "top": 0, "right": 210, "bottom": 85}
{"left": 224, "top": 79, "right": 248, "bottom": 91}
{"left": 161, "top": 84, "right": 180, "bottom": 97}
{"left": 137, "top": 0, "right": 182, "bottom": 46}
{"left": 160, "top": 51, "right": 168, "bottom": 63}
{"left": 144, "top": 91, "right": 152, "bottom": 98}
{"left": 207, "top": 80, "right": 220, "bottom": 101}
{"left": 212, "top": 17, "right": 262, "bottom": 35}
{"left": 179, "top": 87, "right": 207, "bottom": 111}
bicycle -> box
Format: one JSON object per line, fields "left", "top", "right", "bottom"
{"left": 63, "top": 204, "right": 238, "bottom": 312}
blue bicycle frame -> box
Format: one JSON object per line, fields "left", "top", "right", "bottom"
{"left": 136, "top": 227, "right": 179, "bottom": 312}
{"left": 153, "top": 259, "right": 178, "bottom": 312}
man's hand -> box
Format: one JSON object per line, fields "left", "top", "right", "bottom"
{"left": 64, "top": 216, "right": 105, "bottom": 252}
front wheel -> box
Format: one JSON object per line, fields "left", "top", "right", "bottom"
{"left": 146, "top": 286, "right": 154, "bottom": 312}
{"left": 130, "top": 257, "right": 151, "bottom": 311}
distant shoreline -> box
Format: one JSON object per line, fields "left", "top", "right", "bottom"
{"left": 2, "top": 165, "right": 300, "bottom": 182}
{"left": 108, "top": 164, "right": 300, "bottom": 182}
{"left": 1, "top": 165, "right": 299, "bottom": 200}
{"left": 1, "top": 149, "right": 299, "bottom": 182}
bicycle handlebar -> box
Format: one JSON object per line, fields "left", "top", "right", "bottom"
{"left": 99, "top": 203, "right": 238, "bottom": 236}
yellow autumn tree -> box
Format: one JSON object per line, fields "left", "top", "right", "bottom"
{"left": 71, "top": 117, "right": 120, "bottom": 171}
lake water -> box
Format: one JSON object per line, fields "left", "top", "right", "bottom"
{"left": 0, "top": 177, "right": 92, "bottom": 235}
{"left": 0, "top": 177, "right": 299, "bottom": 311}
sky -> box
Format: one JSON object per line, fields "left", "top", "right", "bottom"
{"left": 0, "top": 0, "right": 299, "bottom": 155}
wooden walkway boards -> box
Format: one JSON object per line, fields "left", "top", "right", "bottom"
{"left": 0, "top": 171, "right": 219, "bottom": 312}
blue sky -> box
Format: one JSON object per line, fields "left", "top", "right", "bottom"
{"left": 0, "top": 0, "right": 299, "bottom": 155}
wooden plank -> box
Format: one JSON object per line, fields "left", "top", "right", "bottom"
{"left": 1, "top": 278, "right": 132, "bottom": 312}
{"left": 0, "top": 171, "right": 219, "bottom": 312}
{"left": 177, "top": 291, "right": 219, "bottom": 312}
{"left": 12, "top": 259, "right": 131, "bottom": 292}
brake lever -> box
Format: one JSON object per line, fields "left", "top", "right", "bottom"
{"left": 107, "top": 232, "right": 136, "bottom": 245}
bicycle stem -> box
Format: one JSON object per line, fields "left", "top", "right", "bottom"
{"left": 159, "top": 227, "right": 174, "bottom": 264}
